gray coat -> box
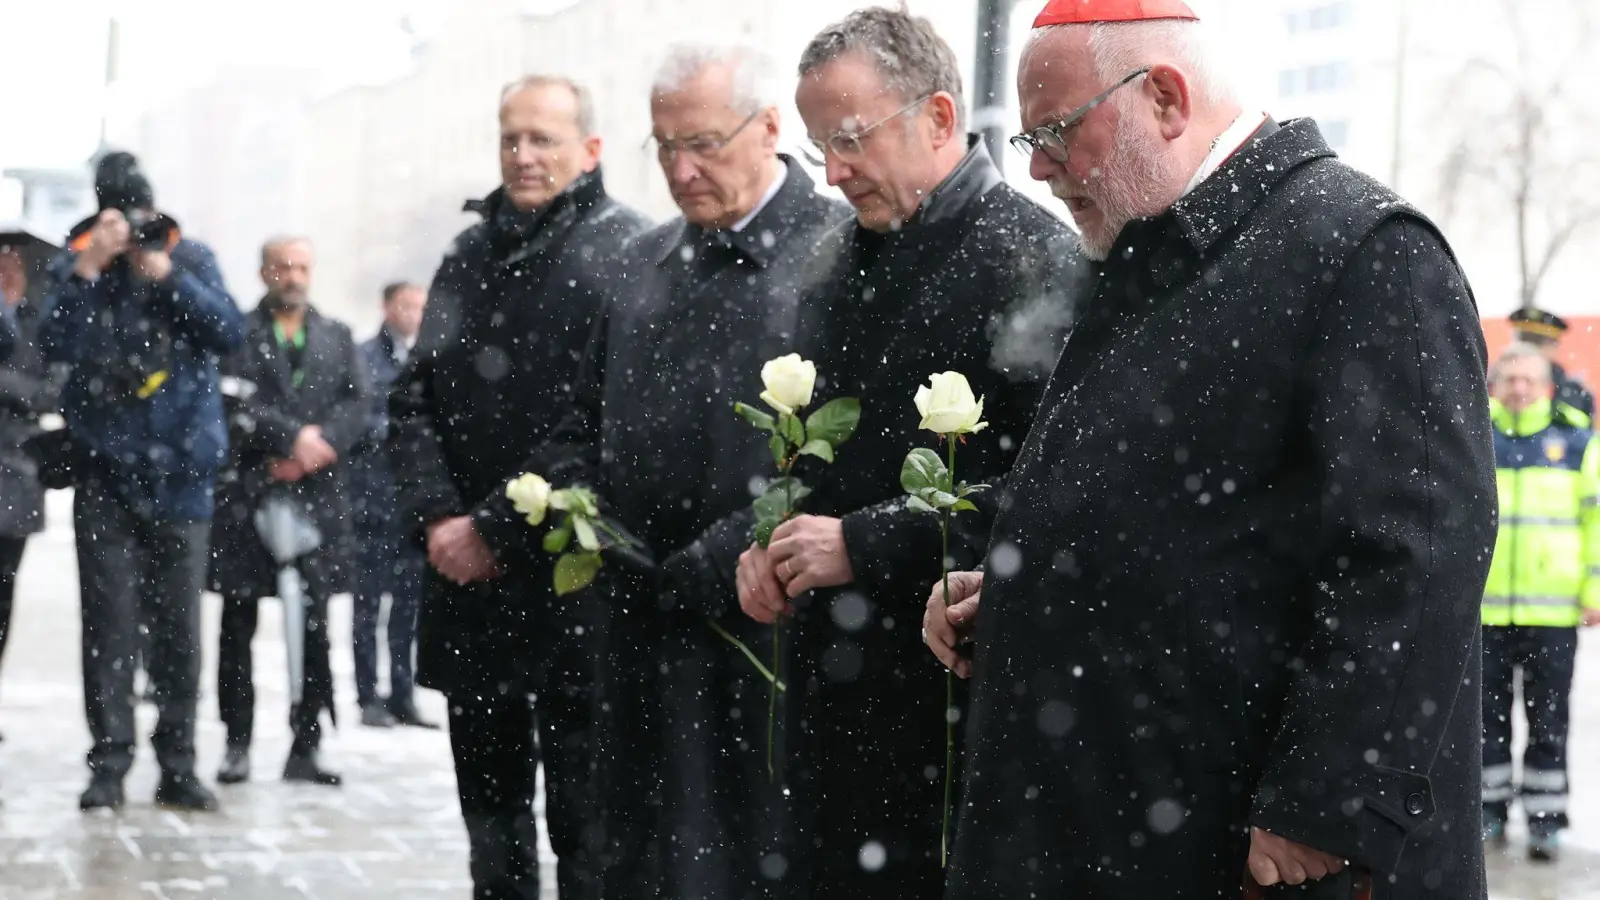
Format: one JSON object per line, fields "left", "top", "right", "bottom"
{"left": 0, "top": 298, "right": 63, "bottom": 537}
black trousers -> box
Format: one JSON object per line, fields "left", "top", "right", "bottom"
{"left": 1482, "top": 624, "right": 1579, "bottom": 831}
{"left": 352, "top": 533, "right": 423, "bottom": 709}
{"left": 0, "top": 535, "right": 26, "bottom": 695}
{"left": 75, "top": 487, "right": 208, "bottom": 778}
{"left": 217, "top": 576, "right": 335, "bottom": 757}
{"left": 447, "top": 624, "right": 601, "bottom": 900}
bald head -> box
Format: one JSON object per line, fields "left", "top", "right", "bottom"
{"left": 261, "top": 236, "right": 314, "bottom": 309}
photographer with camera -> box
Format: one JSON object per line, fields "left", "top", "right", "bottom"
{"left": 39, "top": 151, "right": 246, "bottom": 812}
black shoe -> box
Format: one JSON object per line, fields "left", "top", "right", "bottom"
{"left": 386, "top": 699, "right": 440, "bottom": 730}
{"left": 217, "top": 747, "right": 250, "bottom": 785}
{"left": 360, "top": 702, "right": 397, "bottom": 728}
{"left": 154, "top": 773, "right": 220, "bottom": 812}
{"left": 78, "top": 773, "right": 125, "bottom": 811}
{"left": 283, "top": 753, "right": 342, "bottom": 787}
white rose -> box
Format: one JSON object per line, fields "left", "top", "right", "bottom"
{"left": 760, "top": 353, "right": 817, "bottom": 417}
{"left": 506, "top": 473, "right": 552, "bottom": 526}
{"left": 914, "top": 372, "right": 988, "bottom": 435}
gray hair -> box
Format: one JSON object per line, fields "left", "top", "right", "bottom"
{"left": 652, "top": 42, "right": 780, "bottom": 113}
{"left": 1024, "top": 20, "right": 1233, "bottom": 108}
{"left": 261, "top": 235, "right": 312, "bottom": 265}
{"left": 500, "top": 75, "right": 596, "bottom": 136}
{"left": 1492, "top": 341, "right": 1554, "bottom": 383}
{"left": 798, "top": 6, "right": 966, "bottom": 129}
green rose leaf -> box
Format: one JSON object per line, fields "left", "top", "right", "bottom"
{"left": 906, "top": 494, "right": 938, "bottom": 514}
{"left": 755, "top": 518, "right": 777, "bottom": 548}
{"left": 806, "top": 397, "right": 861, "bottom": 447}
{"left": 554, "top": 552, "right": 603, "bottom": 596}
{"left": 920, "top": 488, "right": 960, "bottom": 508}
{"left": 573, "top": 516, "right": 600, "bottom": 552}
{"left": 754, "top": 487, "right": 790, "bottom": 524}
{"left": 734, "top": 402, "right": 778, "bottom": 433}
{"left": 542, "top": 523, "right": 573, "bottom": 554}
{"left": 951, "top": 498, "right": 979, "bottom": 513}
{"left": 780, "top": 412, "right": 805, "bottom": 449}
{"left": 956, "top": 482, "right": 992, "bottom": 498}
{"left": 798, "top": 439, "right": 835, "bottom": 463}
{"left": 900, "top": 447, "right": 948, "bottom": 494}
{"left": 769, "top": 433, "right": 787, "bottom": 467}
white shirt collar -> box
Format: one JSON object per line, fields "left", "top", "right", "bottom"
{"left": 731, "top": 162, "right": 787, "bottom": 233}
{"left": 1181, "top": 112, "right": 1270, "bottom": 198}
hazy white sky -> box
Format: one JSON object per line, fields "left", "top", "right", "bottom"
{"left": 0, "top": 0, "right": 447, "bottom": 171}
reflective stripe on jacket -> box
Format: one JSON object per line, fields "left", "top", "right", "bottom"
{"left": 1484, "top": 397, "right": 1600, "bottom": 626}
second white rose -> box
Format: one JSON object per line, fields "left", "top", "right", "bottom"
{"left": 760, "top": 353, "right": 817, "bottom": 416}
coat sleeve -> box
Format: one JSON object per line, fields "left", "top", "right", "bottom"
{"left": 164, "top": 243, "right": 246, "bottom": 355}
{"left": 0, "top": 341, "right": 61, "bottom": 416}
{"left": 472, "top": 289, "right": 610, "bottom": 562}
{"left": 222, "top": 348, "right": 301, "bottom": 459}
{"left": 38, "top": 263, "right": 105, "bottom": 365}
{"left": 389, "top": 253, "right": 473, "bottom": 535}
{"left": 838, "top": 229, "right": 1079, "bottom": 608}
{"left": 316, "top": 327, "right": 373, "bottom": 456}
{"left": 1580, "top": 438, "right": 1600, "bottom": 611}
{"left": 1247, "top": 216, "right": 1498, "bottom": 873}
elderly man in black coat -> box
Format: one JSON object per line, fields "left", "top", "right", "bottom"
{"left": 728, "top": 9, "right": 1085, "bottom": 899}
{"left": 922, "top": 3, "right": 1498, "bottom": 899}
{"left": 210, "top": 236, "right": 369, "bottom": 788}
{"left": 388, "top": 75, "right": 649, "bottom": 900}
{"left": 516, "top": 44, "right": 850, "bottom": 900}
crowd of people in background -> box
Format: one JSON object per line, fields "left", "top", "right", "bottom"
{"left": 0, "top": 1, "right": 1594, "bottom": 899}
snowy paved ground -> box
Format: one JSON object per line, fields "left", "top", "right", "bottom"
{"left": 4, "top": 492, "right": 1600, "bottom": 897}
{"left": 0, "top": 492, "right": 556, "bottom": 899}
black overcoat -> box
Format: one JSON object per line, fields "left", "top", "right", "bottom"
{"left": 947, "top": 120, "right": 1497, "bottom": 900}
{"left": 517, "top": 159, "right": 851, "bottom": 900}
{"left": 788, "top": 140, "right": 1086, "bottom": 899}
{"left": 390, "top": 170, "right": 650, "bottom": 696}
{"left": 209, "top": 304, "right": 370, "bottom": 600}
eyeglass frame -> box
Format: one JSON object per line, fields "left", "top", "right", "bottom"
{"left": 1009, "top": 66, "right": 1153, "bottom": 163}
{"left": 646, "top": 108, "right": 764, "bottom": 163}
{"left": 798, "top": 95, "right": 934, "bottom": 167}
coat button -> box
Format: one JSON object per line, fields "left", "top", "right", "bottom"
{"left": 1405, "top": 792, "right": 1426, "bottom": 815}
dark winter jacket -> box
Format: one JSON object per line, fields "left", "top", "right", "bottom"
{"left": 0, "top": 297, "right": 64, "bottom": 537}
{"left": 208, "top": 304, "right": 370, "bottom": 600}
{"left": 948, "top": 119, "right": 1497, "bottom": 900}
{"left": 781, "top": 138, "right": 1085, "bottom": 899}
{"left": 524, "top": 159, "right": 849, "bottom": 900}
{"left": 349, "top": 326, "right": 409, "bottom": 536}
{"left": 389, "top": 169, "right": 650, "bottom": 695}
{"left": 39, "top": 237, "right": 246, "bottom": 521}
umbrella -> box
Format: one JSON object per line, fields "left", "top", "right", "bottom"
{"left": 0, "top": 220, "right": 61, "bottom": 279}
{"left": 253, "top": 494, "right": 322, "bottom": 706}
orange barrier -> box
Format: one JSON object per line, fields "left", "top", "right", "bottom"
{"left": 1484, "top": 316, "right": 1599, "bottom": 385}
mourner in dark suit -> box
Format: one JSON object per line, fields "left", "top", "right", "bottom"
{"left": 209, "top": 236, "right": 369, "bottom": 788}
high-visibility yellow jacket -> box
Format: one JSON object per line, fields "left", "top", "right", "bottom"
{"left": 1484, "top": 398, "right": 1600, "bottom": 627}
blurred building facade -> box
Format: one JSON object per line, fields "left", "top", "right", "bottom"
{"left": 124, "top": 0, "right": 1597, "bottom": 332}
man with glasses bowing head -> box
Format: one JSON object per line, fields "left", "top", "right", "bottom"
{"left": 520, "top": 43, "right": 849, "bottom": 900}
{"left": 924, "top": 1, "right": 1496, "bottom": 898}
{"left": 734, "top": 6, "right": 1085, "bottom": 898}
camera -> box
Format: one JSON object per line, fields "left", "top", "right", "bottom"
{"left": 124, "top": 208, "right": 179, "bottom": 252}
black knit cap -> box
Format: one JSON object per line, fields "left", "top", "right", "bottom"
{"left": 93, "top": 151, "right": 155, "bottom": 212}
